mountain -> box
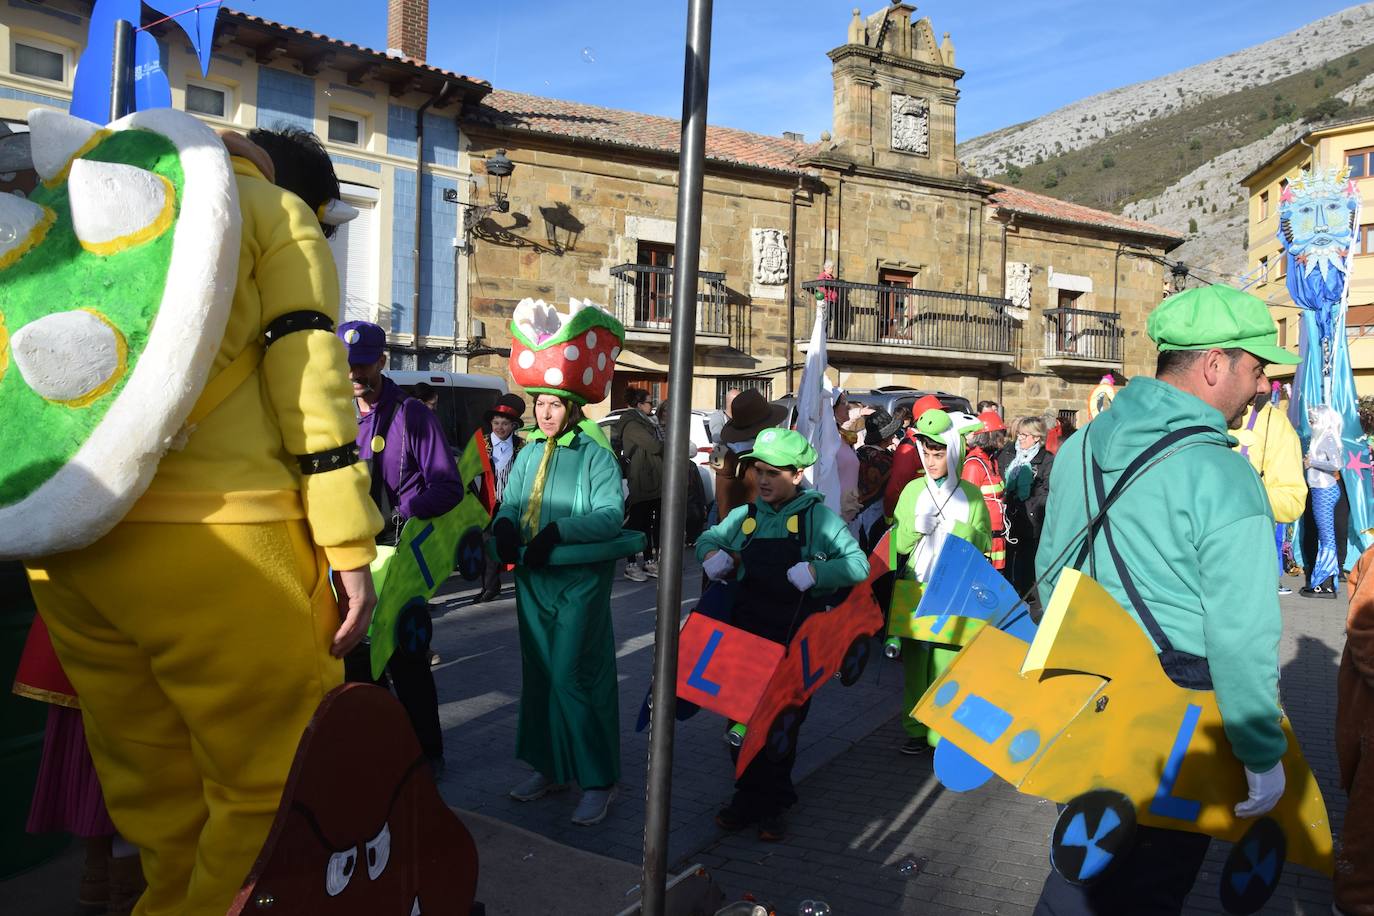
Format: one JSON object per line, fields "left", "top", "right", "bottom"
{"left": 958, "top": 4, "right": 1374, "bottom": 279}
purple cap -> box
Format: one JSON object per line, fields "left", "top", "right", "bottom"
{"left": 338, "top": 320, "right": 386, "bottom": 366}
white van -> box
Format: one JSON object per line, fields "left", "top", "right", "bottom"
{"left": 385, "top": 370, "right": 508, "bottom": 454}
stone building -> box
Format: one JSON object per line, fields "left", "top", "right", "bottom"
{"left": 459, "top": 3, "right": 1182, "bottom": 419}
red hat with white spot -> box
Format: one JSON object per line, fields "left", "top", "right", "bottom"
{"left": 508, "top": 298, "right": 625, "bottom": 405}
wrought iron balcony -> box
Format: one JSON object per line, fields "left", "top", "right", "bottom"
{"left": 798, "top": 279, "right": 1018, "bottom": 357}
{"left": 1043, "top": 307, "right": 1124, "bottom": 365}
{"left": 609, "top": 263, "right": 736, "bottom": 345}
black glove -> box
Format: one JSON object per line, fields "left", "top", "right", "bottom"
{"left": 523, "top": 523, "right": 562, "bottom": 569}
{"left": 493, "top": 517, "right": 521, "bottom": 565}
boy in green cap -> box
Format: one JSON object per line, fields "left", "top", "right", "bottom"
{"left": 696, "top": 427, "right": 868, "bottom": 841}
{"left": 1031, "top": 284, "right": 1298, "bottom": 913}
{"left": 891, "top": 408, "right": 991, "bottom": 755}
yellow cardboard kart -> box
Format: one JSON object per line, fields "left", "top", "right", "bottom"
{"left": 913, "top": 568, "right": 1331, "bottom": 915}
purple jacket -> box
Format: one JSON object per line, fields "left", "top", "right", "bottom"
{"left": 356, "top": 376, "right": 463, "bottom": 521}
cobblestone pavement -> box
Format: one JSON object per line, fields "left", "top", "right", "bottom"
{"left": 690, "top": 578, "right": 1349, "bottom": 915}
{"left": 429, "top": 552, "right": 902, "bottom": 874}
{"left": 433, "top": 558, "right": 1349, "bottom": 916}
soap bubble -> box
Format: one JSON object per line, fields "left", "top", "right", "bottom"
{"left": 798, "top": 901, "right": 831, "bottom": 916}
{"left": 0, "top": 223, "right": 15, "bottom": 244}
{"left": 521, "top": 851, "right": 535, "bottom": 861}
{"left": 581, "top": 46, "right": 596, "bottom": 64}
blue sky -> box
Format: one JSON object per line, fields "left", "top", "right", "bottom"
{"left": 235, "top": 0, "right": 1366, "bottom": 141}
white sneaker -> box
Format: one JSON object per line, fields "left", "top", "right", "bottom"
{"left": 509, "top": 771, "right": 568, "bottom": 802}
{"left": 1278, "top": 585, "right": 1293, "bottom": 596}
{"left": 644, "top": 559, "right": 659, "bottom": 578}
{"left": 571, "top": 786, "right": 616, "bottom": 825}
{"left": 624, "top": 562, "right": 648, "bottom": 582}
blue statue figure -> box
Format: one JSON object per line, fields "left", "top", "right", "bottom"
{"left": 1279, "top": 166, "right": 1371, "bottom": 596}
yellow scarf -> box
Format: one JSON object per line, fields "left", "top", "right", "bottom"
{"left": 521, "top": 403, "right": 582, "bottom": 537}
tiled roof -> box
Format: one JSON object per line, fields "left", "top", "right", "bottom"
{"left": 987, "top": 182, "right": 1184, "bottom": 244}
{"left": 465, "top": 89, "right": 820, "bottom": 175}
{"left": 221, "top": 9, "right": 490, "bottom": 90}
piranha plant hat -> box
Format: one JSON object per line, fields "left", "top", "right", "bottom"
{"left": 508, "top": 298, "right": 624, "bottom": 405}
{"left": 740, "top": 427, "right": 818, "bottom": 471}
{"left": 1147, "top": 284, "right": 1300, "bottom": 366}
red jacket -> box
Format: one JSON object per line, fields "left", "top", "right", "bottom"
{"left": 961, "top": 446, "right": 1007, "bottom": 569}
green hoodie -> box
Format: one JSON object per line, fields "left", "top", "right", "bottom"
{"left": 696, "top": 488, "right": 869, "bottom": 594}
{"left": 1034, "top": 376, "right": 1287, "bottom": 771}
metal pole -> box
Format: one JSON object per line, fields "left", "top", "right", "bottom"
{"left": 110, "top": 19, "right": 135, "bottom": 122}
{"left": 641, "top": 1, "right": 711, "bottom": 913}
{"left": 787, "top": 182, "right": 799, "bottom": 395}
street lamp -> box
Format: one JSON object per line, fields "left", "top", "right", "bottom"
{"left": 460, "top": 149, "right": 516, "bottom": 236}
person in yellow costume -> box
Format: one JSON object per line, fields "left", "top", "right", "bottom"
{"left": 24, "top": 126, "right": 382, "bottom": 916}
{"left": 1232, "top": 387, "right": 1306, "bottom": 596}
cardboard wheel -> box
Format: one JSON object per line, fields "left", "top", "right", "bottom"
{"left": 838, "top": 636, "right": 871, "bottom": 686}
{"left": 1219, "top": 817, "right": 1286, "bottom": 915}
{"left": 393, "top": 599, "right": 433, "bottom": 660}
{"left": 764, "top": 707, "right": 803, "bottom": 763}
{"left": 455, "top": 527, "right": 485, "bottom": 581}
{"left": 1050, "top": 789, "right": 1136, "bottom": 885}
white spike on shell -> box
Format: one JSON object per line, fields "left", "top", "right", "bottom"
{"left": 68, "top": 159, "right": 171, "bottom": 251}
{"left": 27, "top": 109, "right": 103, "bottom": 182}
{"left": 11, "top": 310, "right": 124, "bottom": 403}
{"left": 0, "top": 193, "right": 50, "bottom": 258}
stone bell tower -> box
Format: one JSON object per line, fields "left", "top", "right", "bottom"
{"left": 828, "top": 3, "right": 962, "bottom": 181}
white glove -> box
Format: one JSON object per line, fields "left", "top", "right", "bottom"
{"left": 786, "top": 562, "right": 816, "bottom": 592}
{"left": 913, "top": 511, "right": 940, "bottom": 536}
{"left": 702, "top": 550, "right": 735, "bottom": 582}
{"left": 1234, "top": 761, "right": 1285, "bottom": 818}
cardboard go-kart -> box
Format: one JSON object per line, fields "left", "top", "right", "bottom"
{"left": 912, "top": 567, "right": 1333, "bottom": 915}
{"left": 885, "top": 533, "right": 1038, "bottom": 650}
{"left": 635, "top": 533, "right": 894, "bottom": 777}
{"left": 367, "top": 492, "right": 491, "bottom": 678}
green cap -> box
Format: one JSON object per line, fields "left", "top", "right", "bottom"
{"left": 741, "top": 427, "right": 818, "bottom": 470}
{"left": 1146, "top": 284, "right": 1299, "bottom": 365}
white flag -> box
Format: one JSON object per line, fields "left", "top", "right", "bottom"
{"left": 795, "top": 303, "right": 843, "bottom": 513}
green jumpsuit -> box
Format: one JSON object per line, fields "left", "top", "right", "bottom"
{"left": 495, "top": 420, "right": 625, "bottom": 787}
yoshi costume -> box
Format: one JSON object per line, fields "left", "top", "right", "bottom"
{"left": 892, "top": 408, "right": 991, "bottom": 744}
{"left": 4, "top": 110, "right": 379, "bottom": 916}
{"left": 493, "top": 299, "right": 630, "bottom": 789}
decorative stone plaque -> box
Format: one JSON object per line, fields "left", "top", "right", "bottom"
{"left": 890, "top": 94, "right": 929, "bottom": 155}
{"left": 750, "top": 228, "right": 788, "bottom": 299}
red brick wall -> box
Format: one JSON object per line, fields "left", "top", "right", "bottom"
{"left": 387, "top": 0, "right": 429, "bottom": 61}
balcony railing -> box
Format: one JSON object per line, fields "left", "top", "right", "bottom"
{"left": 609, "top": 263, "right": 734, "bottom": 342}
{"left": 799, "top": 279, "right": 1017, "bottom": 356}
{"left": 1043, "top": 307, "right": 1124, "bottom": 363}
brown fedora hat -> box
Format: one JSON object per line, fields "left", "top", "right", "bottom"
{"left": 719, "top": 389, "right": 788, "bottom": 444}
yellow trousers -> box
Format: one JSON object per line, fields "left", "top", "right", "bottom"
{"left": 27, "top": 520, "right": 341, "bottom": 916}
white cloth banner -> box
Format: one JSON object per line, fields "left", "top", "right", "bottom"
{"left": 795, "top": 303, "right": 844, "bottom": 514}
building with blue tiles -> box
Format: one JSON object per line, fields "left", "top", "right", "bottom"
{"left": 0, "top": 0, "right": 489, "bottom": 370}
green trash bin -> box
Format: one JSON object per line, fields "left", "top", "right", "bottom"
{"left": 0, "top": 561, "right": 69, "bottom": 878}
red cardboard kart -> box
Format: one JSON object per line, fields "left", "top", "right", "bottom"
{"left": 674, "top": 533, "right": 893, "bottom": 777}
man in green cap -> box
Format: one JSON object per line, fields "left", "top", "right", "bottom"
{"left": 1031, "top": 284, "right": 1299, "bottom": 914}
{"left": 696, "top": 427, "right": 868, "bottom": 842}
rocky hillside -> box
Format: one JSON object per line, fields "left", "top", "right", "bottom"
{"left": 960, "top": 5, "right": 1374, "bottom": 280}
{"left": 959, "top": 3, "right": 1374, "bottom": 175}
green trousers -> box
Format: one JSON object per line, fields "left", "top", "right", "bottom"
{"left": 901, "top": 639, "right": 958, "bottom": 743}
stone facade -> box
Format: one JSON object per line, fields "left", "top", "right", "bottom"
{"left": 457, "top": 3, "right": 1180, "bottom": 421}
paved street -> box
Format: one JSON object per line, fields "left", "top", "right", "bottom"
{"left": 430, "top": 564, "right": 1349, "bottom": 915}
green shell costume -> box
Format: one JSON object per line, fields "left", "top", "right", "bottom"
{"left": 0, "top": 108, "right": 238, "bottom": 558}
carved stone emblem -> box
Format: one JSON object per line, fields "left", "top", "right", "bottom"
{"left": 1005, "top": 261, "right": 1031, "bottom": 321}
{"left": 751, "top": 228, "right": 788, "bottom": 285}
{"left": 890, "top": 94, "right": 929, "bottom": 155}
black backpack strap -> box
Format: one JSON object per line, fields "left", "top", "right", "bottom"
{"left": 1089, "top": 455, "right": 1176, "bottom": 654}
